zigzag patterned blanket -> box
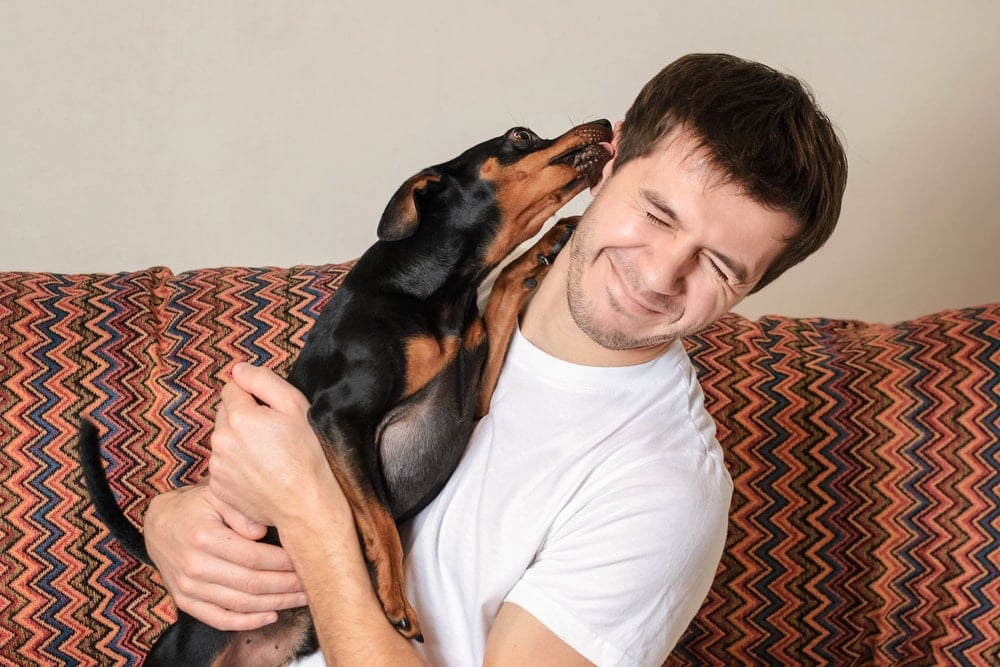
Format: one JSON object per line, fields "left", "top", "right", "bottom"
{"left": 1, "top": 264, "right": 998, "bottom": 665}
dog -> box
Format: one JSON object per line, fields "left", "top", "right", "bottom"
{"left": 79, "top": 119, "right": 612, "bottom": 665}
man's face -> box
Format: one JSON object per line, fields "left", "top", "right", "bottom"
{"left": 566, "top": 128, "right": 797, "bottom": 351}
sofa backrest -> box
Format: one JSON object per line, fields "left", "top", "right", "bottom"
{"left": 669, "top": 306, "right": 1000, "bottom": 666}
{"left": 1, "top": 264, "right": 998, "bottom": 665}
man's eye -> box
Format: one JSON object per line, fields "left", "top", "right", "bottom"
{"left": 646, "top": 212, "right": 670, "bottom": 227}
{"left": 706, "top": 257, "right": 730, "bottom": 283}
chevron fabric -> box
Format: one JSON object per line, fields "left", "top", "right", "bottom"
{"left": 0, "top": 264, "right": 998, "bottom": 666}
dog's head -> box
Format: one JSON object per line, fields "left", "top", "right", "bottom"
{"left": 378, "top": 120, "right": 612, "bottom": 268}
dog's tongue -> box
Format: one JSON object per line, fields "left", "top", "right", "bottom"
{"left": 599, "top": 142, "right": 615, "bottom": 158}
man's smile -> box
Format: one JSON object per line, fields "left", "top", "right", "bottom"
{"left": 604, "top": 251, "right": 676, "bottom": 320}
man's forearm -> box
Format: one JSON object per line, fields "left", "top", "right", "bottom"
{"left": 277, "top": 485, "right": 428, "bottom": 665}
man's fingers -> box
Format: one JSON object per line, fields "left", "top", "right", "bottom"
{"left": 143, "top": 482, "right": 308, "bottom": 632}
{"left": 229, "top": 362, "right": 309, "bottom": 415}
{"left": 168, "top": 554, "right": 307, "bottom": 630}
{"left": 212, "top": 534, "right": 299, "bottom": 576}
{"left": 180, "top": 600, "right": 279, "bottom": 633}
{"left": 206, "top": 483, "right": 271, "bottom": 543}
{"left": 177, "top": 566, "right": 306, "bottom": 610}
{"left": 193, "top": 487, "right": 298, "bottom": 574}
{"left": 217, "top": 371, "right": 261, "bottom": 413}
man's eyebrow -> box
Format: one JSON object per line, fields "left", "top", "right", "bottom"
{"left": 640, "top": 189, "right": 752, "bottom": 285}
{"left": 642, "top": 189, "right": 679, "bottom": 221}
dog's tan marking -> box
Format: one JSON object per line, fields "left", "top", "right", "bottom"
{"left": 479, "top": 157, "right": 498, "bottom": 178}
{"left": 209, "top": 608, "right": 313, "bottom": 666}
{"left": 403, "top": 334, "right": 462, "bottom": 398}
{"left": 463, "top": 317, "right": 487, "bottom": 352}
{"left": 476, "top": 124, "right": 609, "bottom": 267}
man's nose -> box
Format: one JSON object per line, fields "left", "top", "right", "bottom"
{"left": 643, "top": 237, "right": 696, "bottom": 296}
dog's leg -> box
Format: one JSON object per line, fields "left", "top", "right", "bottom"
{"left": 476, "top": 216, "right": 578, "bottom": 418}
{"left": 308, "top": 422, "right": 423, "bottom": 642}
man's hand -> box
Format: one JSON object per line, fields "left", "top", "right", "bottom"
{"left": 143, "top": 481, "right": 307, "bottom": 631}
{"left": 207, "top": 362, "right": 350, "bottom": 532}
{"left": 201, "top": 363, "right": 429, "bottom": 664}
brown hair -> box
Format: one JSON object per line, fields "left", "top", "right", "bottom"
{"left": 616, "top": 53, "right": 848, "bottom": 292}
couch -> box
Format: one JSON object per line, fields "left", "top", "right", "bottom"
{"left": 1, "top": 262, "right": 997, "bottom": 666}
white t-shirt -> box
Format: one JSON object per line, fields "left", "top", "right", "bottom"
{"left": 293, "top": 327, "right": 731, "bottom": 666}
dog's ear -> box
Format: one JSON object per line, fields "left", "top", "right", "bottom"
{"left": 377, "top": 171, "right": 443, "bottom": 241}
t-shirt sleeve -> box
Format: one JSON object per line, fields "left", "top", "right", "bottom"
{"left": 504, "top": 451, "right": 732, "bottom": 666}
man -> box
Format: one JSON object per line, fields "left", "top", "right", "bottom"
{"left": 144, "top": 53, "right": 847, "bottom": 665}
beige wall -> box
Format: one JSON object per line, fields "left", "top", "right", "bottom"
{"left": 2, "top": 2, "right": 998, "bottom": 322}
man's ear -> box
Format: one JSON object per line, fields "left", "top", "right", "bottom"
{"left": 377, "top": 171, "right": 442, "bottom": 241}
{"left": 590, "top": 121, "right": 622, "bottom": 197}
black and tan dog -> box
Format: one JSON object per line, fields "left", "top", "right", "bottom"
{"left": 79, "top": 119, "right": 612, "bottom": 665}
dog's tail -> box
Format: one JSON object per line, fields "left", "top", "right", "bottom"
{"left": 78, "top": 420, "right": 153, "bottom": 565}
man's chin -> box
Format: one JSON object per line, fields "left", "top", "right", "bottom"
{"left": 579, "top": 320, "right": 677, "bottom": 353}
{"left": 598, "top": 334, "right": 676, "bottom": 353}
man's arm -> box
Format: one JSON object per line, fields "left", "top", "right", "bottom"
{"left": 263, "top": 473, "right": 428, "bottom": 665}
{"left": 150, "top": 362, "right": 592, "bottom": 665}
{"left": 147, "top": 495, "right": 592, "bottom": 666}
{"left": 485, "top": 603, "right": 595, "bottom": 666}
{"left": 206, "top": 363, "right": 426, "bottom": 665}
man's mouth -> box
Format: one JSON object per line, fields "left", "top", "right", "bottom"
{"left": 606, "top": 254, "right": 667, "bottom": 317}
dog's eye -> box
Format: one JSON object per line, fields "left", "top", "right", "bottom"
{"left": 509, "top": 128, "right": 537, "bottom": 143}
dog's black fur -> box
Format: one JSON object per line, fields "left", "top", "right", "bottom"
{"left": 79, "top": 119, "right": 612, "bottom": 665}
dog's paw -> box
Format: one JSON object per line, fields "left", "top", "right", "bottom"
{"left": 392, "top": 615, "right": 424, "bottom": 643}
{"left": 524, "top": 217, "right": 578, "bottom": 286}
{"left": 386, "top": 606, "right": 424, "bottom": 642}
{"left": 535, "top": 217, "right": 578, "bottom": 263}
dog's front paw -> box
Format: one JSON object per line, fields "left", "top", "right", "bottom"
{"left": 498, "top": 216, "right": 579, "bottom": 292}
{"left": 530, "top": 216, "right": 578, "bottom": 274}
{"left": 392, "top": 614, "right": 424, "bottom": 643}
{"left": 385, "top": 601, "right": 424, "bottom": 642}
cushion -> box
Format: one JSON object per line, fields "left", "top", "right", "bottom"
{"left": 670, "top": 308, "right": 1000, "bottom": 665}
{"left": 0, "top": 265, "right": 347, "bottom": 663}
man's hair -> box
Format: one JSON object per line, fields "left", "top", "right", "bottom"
{"left": 616, "top": 53, "right": 848, "bottom": 292}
